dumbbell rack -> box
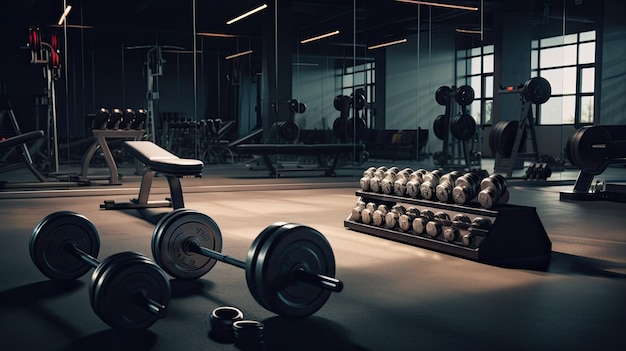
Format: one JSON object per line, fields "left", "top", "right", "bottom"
{"left": 344, "top": 190, "right": 552, "bottom": 269}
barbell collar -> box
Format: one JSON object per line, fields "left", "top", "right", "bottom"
{"left": 133, "top": 291, "right": 168, "bottom": 319}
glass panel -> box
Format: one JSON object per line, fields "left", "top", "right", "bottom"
{"left": 485, "top": 75, "right": 493, "bottom": 99}
{"left": 540, "top": 45, "right": 577, "bottom": 68}
{"left": 531, "top": 50, "right": 538, "bottom": 70}
{"left": 470, "top": 75, "right": 482, "bottom": 99}
{"left": 484, "top": 45, "right": 494, "bottom": 55}
{"left": 580, "top": 30, "right": 596, "bottom": 41}
{"left": 469, "top": 100, "right": 481, "bottom": 123}
{"left": 563, "top": 34, "right": 577, "bottom": 45}
{"left": 580, "top": 96, "right": 594, "bottom": 123}
{"left": 541, "top": 68, "right": 576, "bottom": 95}
{"left": 484, "top": 100, "right": 493, "bottom": 125}
{"left": 470, "top": 56, "right": 481, "bottom": 75}
{"left": 541, "top": 96, "right": 576, "bottom": 124}
{"left": 483, "top": 54, "right": 494, "bottom": 73}
{"left": 579, "top": 42, "right": 595, "bottom": 64}
{"left": 581, "top": 67, "right": 595, "bottom": 93}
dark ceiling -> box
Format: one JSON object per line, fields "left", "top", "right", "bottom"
{"left": 0, "top": 0, "right": 601, "bottom": 54}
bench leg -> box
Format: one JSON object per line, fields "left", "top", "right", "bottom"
{"left": 166, "top": 175, "right": 185, "bottom": 209}
{"left": 100, "top": 170, "right": 172, "bottom": 209}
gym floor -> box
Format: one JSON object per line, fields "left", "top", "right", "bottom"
{"left": 0, "top": 160, "right": 625, "bottom": 351}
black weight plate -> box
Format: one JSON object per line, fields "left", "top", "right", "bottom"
{"left": 250, "top": 223, "right": 336, "bottom": 318}
{"left": 455, "top": 85, "right": 475, "bottom": 106}
{"left": 450, "top": 113, "right": 476, "bottom": 141}
{"left": 332, "top": 117, "right": 346, "bottom": 140}
{"left": 279, "top": 120, "right": 300, "bottom": 142}
{"left": 246, "top": 222, "right": 288, "bottom": 309}
{"left": 498, "top": 121, "right": 527, "bottom": 157}
{"left": 433, "top": 115, "right": 446, "bottom": 140}
{"left": 571, "top": 126, "right": 612, "bottom": 171}
{"left": 333, "top": 95, "right": 344, "bottom": 111}
{"left": 489, "top": 121, "right": 504, "bottom": 155}
{"left": 523, "top": 77, "right": 551, "bottom": 104}
{"left": 351, "top": 93, "right": 366, "bottom": 110}
{"left": 287, "top": 99, "right": 299, "bottom": 113}
{"left": 91, "top": 252, "right": 170, "bottom": 330}
{"left": 435, "top": 86, "right": 451, "bottom": 106}
{"left": 90, "top": 251, "right": 145, "bottom": 314}
{"left": 152, "top": 208, "right": 223, "bottom": 280}
{"left": 348, "top": 117, "right": 366, "bottom": 141}
{"left": 30, "top": 211, "right": 100, "bottom": 281}
{"left": 298, "top": 102, "right": 307, "bottom": 114}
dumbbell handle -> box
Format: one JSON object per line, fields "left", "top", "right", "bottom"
{"left": 67, "top": 243, "right": 167, "bottom": 318}
{"left": 187, "top": 242, "right": 344, "bottom": 293}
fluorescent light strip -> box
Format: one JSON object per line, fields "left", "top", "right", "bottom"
{"left": 197, "top": 32, "right": 238, "bottom": 38}
{"left": 395, "top": 0, "right": 478, "bottom": 11}
{"left": 225, "top": 49, "right": 253, "bottom": 60}
{"left": 368, "top": 38, "right": 408, "bottom": 50}
{"left": 456, "top": 29, "right": 482, "bottom": 34}
{"left": 226, "top": 4, "right": 268, "bottom": 25}
{"left": 57, "top": 5, "right": 72, "bottom": 25}
{"left": 300, "top": 30, "right": 340, "bottom": 44}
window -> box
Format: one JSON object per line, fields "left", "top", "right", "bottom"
{"left": 531, "top": 30, "right": 596, "bottom": 125}
{"left": 337, "top": 62, "right": 375, "bottom": 126}
{"left": 456, "top": 45, "right": 494, "bottom": 125}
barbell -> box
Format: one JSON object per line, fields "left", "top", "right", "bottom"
{"left": 29, "top": 211, "right": 170, "bottom": 331}
{"left": 151, "top": 208, "right": 343, "bottom": 319}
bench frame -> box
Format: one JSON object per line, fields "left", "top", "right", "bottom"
{"left": 101, "top": 141, "right": 203, "bottom": 210}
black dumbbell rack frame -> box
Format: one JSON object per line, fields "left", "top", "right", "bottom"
{"left": 344, "top": 190, "right": 552, "bottom": 270}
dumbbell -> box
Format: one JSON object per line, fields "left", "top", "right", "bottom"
{"left": 349, "top": 200, "right": 367, "bottom": 222}
{"left": 384, "top": 204, "right": 406, "bottom": 230}
{"left": 119, "top": 108, "right": 135, "bottom": 130}
{"left": 131, "top": 109, "right": 147, "bottom": 129}
{"left": 29, "top": 211, "right": 170, "bottom": 331}
{"left": 443, "top": 214, "right": 471, "bottom": 242}
{"left": 393, "top": 168, "right": 414, "bottom": 196}
{"left": 359, "top": 167, "right": 376, "bottom": 191}
{"left": 92, "top": 108, "right": 110, "bottom": 130}
{"left": 372, "top": 204, "right": 390, "bottom": 227}
{"left": 435, "top": 170, "right": 462, "bottom": 202}
{"left": 411, "top": 209, "right": 435, "bottom": 235}
{"left": 360, "top": 202, "right": 377, "bottom": 225}
{"left": 106, "top": 108, "right": 124, "bottom": 129}
{"left": 462, "top": 217, "right": 493, "bottom": 247}
{"left": 378, "top": 167, "right": 400, "bottom": 195}
{"left": 425, "top": 211, "right": 451, "bottom": 238}
{"left": 478, "top": 174, "right": 509, "bottom": 209}
{"left": 368, "top": 166, "right": 389, "bottom": 193}
{"left": 152, "top": 209, "right": 343, "bottom": 318}
{"left": 406, "top": 169, "right": 428, "bottom": 198}
{"left": 419, "top": 170, "right": 443, "bottom": 200}
{"left": 452, "top": 172, "right": 482, "bottom": 205}
{"left": 398, "top": 207, "right": 419, "bottom": 232}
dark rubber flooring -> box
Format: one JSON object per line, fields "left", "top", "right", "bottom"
{"left": 0, "top": 161, "right": 625, "bottom": 350}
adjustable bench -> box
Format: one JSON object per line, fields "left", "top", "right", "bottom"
{"left": 236, "top": 143, "right": 366, "bottom": 177}
{"left": 100, "top": 141, "right": 203, "bottom": 210}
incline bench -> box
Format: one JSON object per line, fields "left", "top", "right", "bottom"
{"left": 236, "top": 143, "right": 366, "bottom": 177}
{"left": 100, "top": 141, "right": 203, "bottom": 210}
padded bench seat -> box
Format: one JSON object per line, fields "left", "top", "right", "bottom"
{"left": 124, "top": 141, "right": 204, "bottom": 176}
{"left": 101, "top": 141, "right": 203, "bottom": 210}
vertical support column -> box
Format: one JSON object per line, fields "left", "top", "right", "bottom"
{"left": 261, "top": 0, "right": 293, "bottom": 142}
{"left": 493, "top": 10, "right": 532, "bottom": 125}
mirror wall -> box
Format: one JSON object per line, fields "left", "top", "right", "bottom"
{"left": 1, "top": 0, "right": 615, "bottom": 189}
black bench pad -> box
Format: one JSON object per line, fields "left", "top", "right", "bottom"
{"left": 0, "top": 130, "right": 44, "bottom": 149}
{"left": 124, "top": 141, "right": 203, "bottom": 176}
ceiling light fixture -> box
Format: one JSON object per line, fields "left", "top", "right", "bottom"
{"left": 368, "top": 38, "right": 408, "bottom": 50}
{"left": 57, "top": 5, "right": 73, "bottom": 25}
{"left": 226, "top": 4, "right": 268, "bottom": 25}
{"left": 395, "top": 0, "right": 478, "bottom": 11}
{"left": 455, "top": 29, "right": 482, "bottom": 34}
{"left": 197, "top": 32, "right": 238, "bottom": 38}
{"left": 225, "top": 49, "right": 253, "bottom": 60}
{"left": 300, "top": 30, "right": 340, "bottom": 44}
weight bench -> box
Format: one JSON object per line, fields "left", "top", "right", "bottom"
{"left": 236, "top": 143, "right": 366, "bottom": 177}
{"left": 101, "top": 141, "right": 203, "bottom": 210}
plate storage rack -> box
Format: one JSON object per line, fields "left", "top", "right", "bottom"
{"left": 344, "top": 190, "right": 552, "bottom": 270}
